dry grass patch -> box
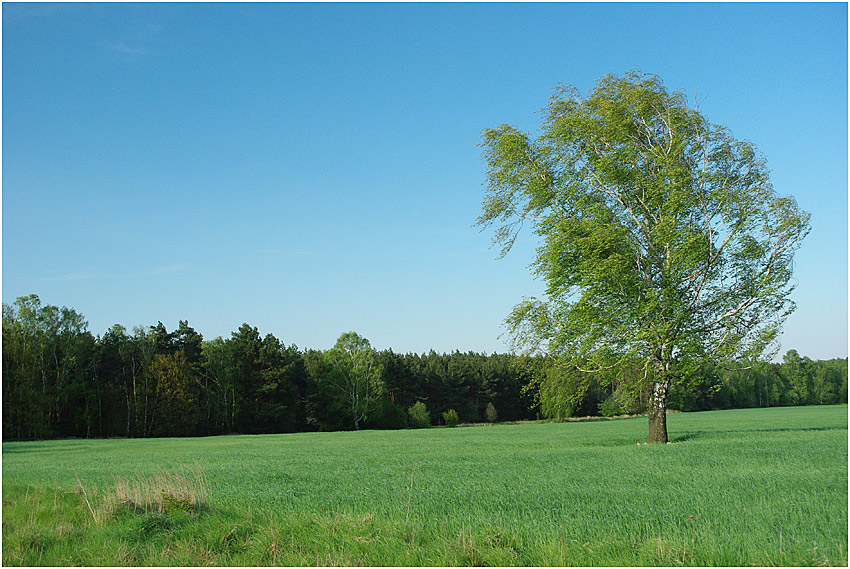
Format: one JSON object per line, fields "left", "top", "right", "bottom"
{"left": 103, "top": 463, "right": 209, "bottom": 515}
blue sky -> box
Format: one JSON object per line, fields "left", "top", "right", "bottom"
{"left": 3, "top": 2, "right": 847, "bottom": 360}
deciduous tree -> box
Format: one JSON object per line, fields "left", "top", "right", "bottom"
{"left": 323, "top": 332, "right": 383, "bottom": 430}
{"left": 150, "top": 351, "right": 198, "bottom": 436}
{"left": 477, "top": 71, "right": 810, "bottom": 442}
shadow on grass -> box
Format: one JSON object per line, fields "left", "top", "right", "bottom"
{"left": 739, "top": 425, "right": 844, "bottom": 432}
{"left": 670, "top": 425, "right": 844, "bottom": 443}
{"left": 670, "top": 431, "right": 705, "bottom": 443}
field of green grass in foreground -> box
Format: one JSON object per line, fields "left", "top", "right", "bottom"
{"left": 3, "top": 405, "right": 847, "bottom": 566}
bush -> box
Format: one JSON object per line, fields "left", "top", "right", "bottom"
{"left": 442, "top": 409, "right": 459, "bottom": 428}
{"left": 407, "top": 401, "right": 431, "bottom": 429}
{"left": 598, "top": 395, "right": 623, "bottom": 418}
{"left": 485, "top": 402, "right": 498, "bottom": 423}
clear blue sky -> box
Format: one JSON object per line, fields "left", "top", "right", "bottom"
{"left": 3, "top": 3, "right": 847, "bottom": 360}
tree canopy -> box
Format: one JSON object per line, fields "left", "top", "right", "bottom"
{"left": 477, "top": 71, "right": 811, "bottom": 442}
{"left": 322, "top": 332, "right": 384, "bottom": 430}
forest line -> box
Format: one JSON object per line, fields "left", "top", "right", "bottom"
{"left": 3, "top": 294, "right": 847, "bottom": 440}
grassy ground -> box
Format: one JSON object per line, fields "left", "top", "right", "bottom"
{"left": 3, "top": 405, "right": 847, "bottom": 566}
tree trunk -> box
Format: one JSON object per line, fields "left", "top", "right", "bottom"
{"left": 648, "top": 379, "right": 669, "bottom": 443}
{"left": 125, "top": 386, "right": 131, "bottom": 437}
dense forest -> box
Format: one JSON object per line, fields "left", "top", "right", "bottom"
{"left": 3, "top": 294, "right": 847, "bottom": 440}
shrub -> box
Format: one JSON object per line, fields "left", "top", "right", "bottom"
{"left": 598, "top": 395, "right": 622, "bottom": 418}
{"left": 485, "top": 402, "right": 498, "bottom": 423}
{"left": 442, "top": 409, "right": 459, "bottom": 428}
{"left": 407, "top": 401, "right": 431, "bottom": 429}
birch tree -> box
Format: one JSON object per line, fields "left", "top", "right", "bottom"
{"left": 477, "top": 71, "right": 810, "bottom": 443}
{"left": 323, "top": 332, "right": 383, "bottom": 430}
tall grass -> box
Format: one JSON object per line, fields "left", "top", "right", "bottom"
{"left": 103, "top": 463, "right": 209, "bottom": 514}
{"left": 3, "top": 405, "right": 847, "bottom": 566}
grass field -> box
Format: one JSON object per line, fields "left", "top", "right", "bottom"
{"left": 3, "top": 405, "right": 847, "bottom": 566}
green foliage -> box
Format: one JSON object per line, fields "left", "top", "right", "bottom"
{"left": 478, "top": 70, "right": 811, "bottom": 441}
{"left": 322, "top": 332, "right": 384, "bottom": 430}
{"left": 364, "top": 399, "right": 408, "bottom": 430}
{"left": 201, "top": 336, "right": 240, "bottom": 435}
{"left": 407, "top": 401, "right": 431, "bottom": 428}
{"left": 150, "top": 352, "right": 199, "bottom": 437}
{"left": 3, "top": 406, "right": 847, "bottom": 566}
{"left": 2, "top": 295, "right": 94, "bottom": 440}
{"left": 3, "top": 292, "right": 845, "bottom": 442}
{"left": 442, "top": 409, "right": 459, "bottom": 427}
{"left": 485, "top": 402, "right": 498, "bottom": 423}
{"left": 598, "top": 391, "right": 628, "bottom": 417}
{"left": 518, "top": 357, "right": 593, "bottom": 419}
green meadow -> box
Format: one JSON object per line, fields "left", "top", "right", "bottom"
{"left": 3, "top": 405, "right": 847, "bottom": 566}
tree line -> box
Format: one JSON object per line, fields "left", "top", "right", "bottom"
{"left": 524, "top": 354, "right": 848, "bottom": 420}
{"left": 3, "top": 294, "right": 846, "bottom": 440}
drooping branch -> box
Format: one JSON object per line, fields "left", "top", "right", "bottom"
{"left": 479, "top": 71, "right": 810, "bottom": 442}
